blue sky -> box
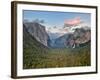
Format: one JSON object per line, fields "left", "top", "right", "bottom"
{"left": 23, "top": 10, "right": 91, "bottom": 28}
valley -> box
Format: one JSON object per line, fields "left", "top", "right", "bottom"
{"left": 23, "top": 22, "right": 91, "bottom": 69}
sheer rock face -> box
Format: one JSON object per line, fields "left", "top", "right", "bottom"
{"left": 73, "top": 28, "right": 91, "bottom": 44}
{"left": 54, "top": 28, "right": 91, "bottom": 48}
{"left": 24, "top": 22, "right": 49, "bottom": 47}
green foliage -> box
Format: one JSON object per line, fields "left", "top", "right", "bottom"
{"left": 23, "top": 42, "right": 90, "bottom": 69}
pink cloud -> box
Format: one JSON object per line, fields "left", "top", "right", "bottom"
{"left": 64, "top": 17, "right": 81, "bottom": 26}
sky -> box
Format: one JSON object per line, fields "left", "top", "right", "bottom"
{"left": 23, "top": 10, "right": 91, "bottom": 26}
{"left": 23, "top": 10, "right": 91, "bottom": 34}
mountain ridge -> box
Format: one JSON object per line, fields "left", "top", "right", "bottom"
{"left": 24, "top": 22, "right": 50, "bottom": 47}
{"left": 23, "top": 21, "right": 91, "bottom": 49}
{"left": 54, "top": 27, "right": 91, "bottom": 48}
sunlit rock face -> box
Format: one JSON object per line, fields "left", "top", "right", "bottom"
{"left": 24, "top": 22, "right": 49, "bottom": 47}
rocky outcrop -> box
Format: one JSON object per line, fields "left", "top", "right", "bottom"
{"left": 24, "top": 22, "right": 49, "bottom": 47}
{"left": 73, "top": 28, "right": 91, "bottom": 45}
{"left": 54, "top": 27, "right": 91, "bottom": 48}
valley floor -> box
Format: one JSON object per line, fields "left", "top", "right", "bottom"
{"left": 23, "top": 45, "right": 91, "bottom": 69}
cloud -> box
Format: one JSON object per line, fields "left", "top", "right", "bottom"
{"left": 64, "top": 17, "right": 82, "bottom": 27}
